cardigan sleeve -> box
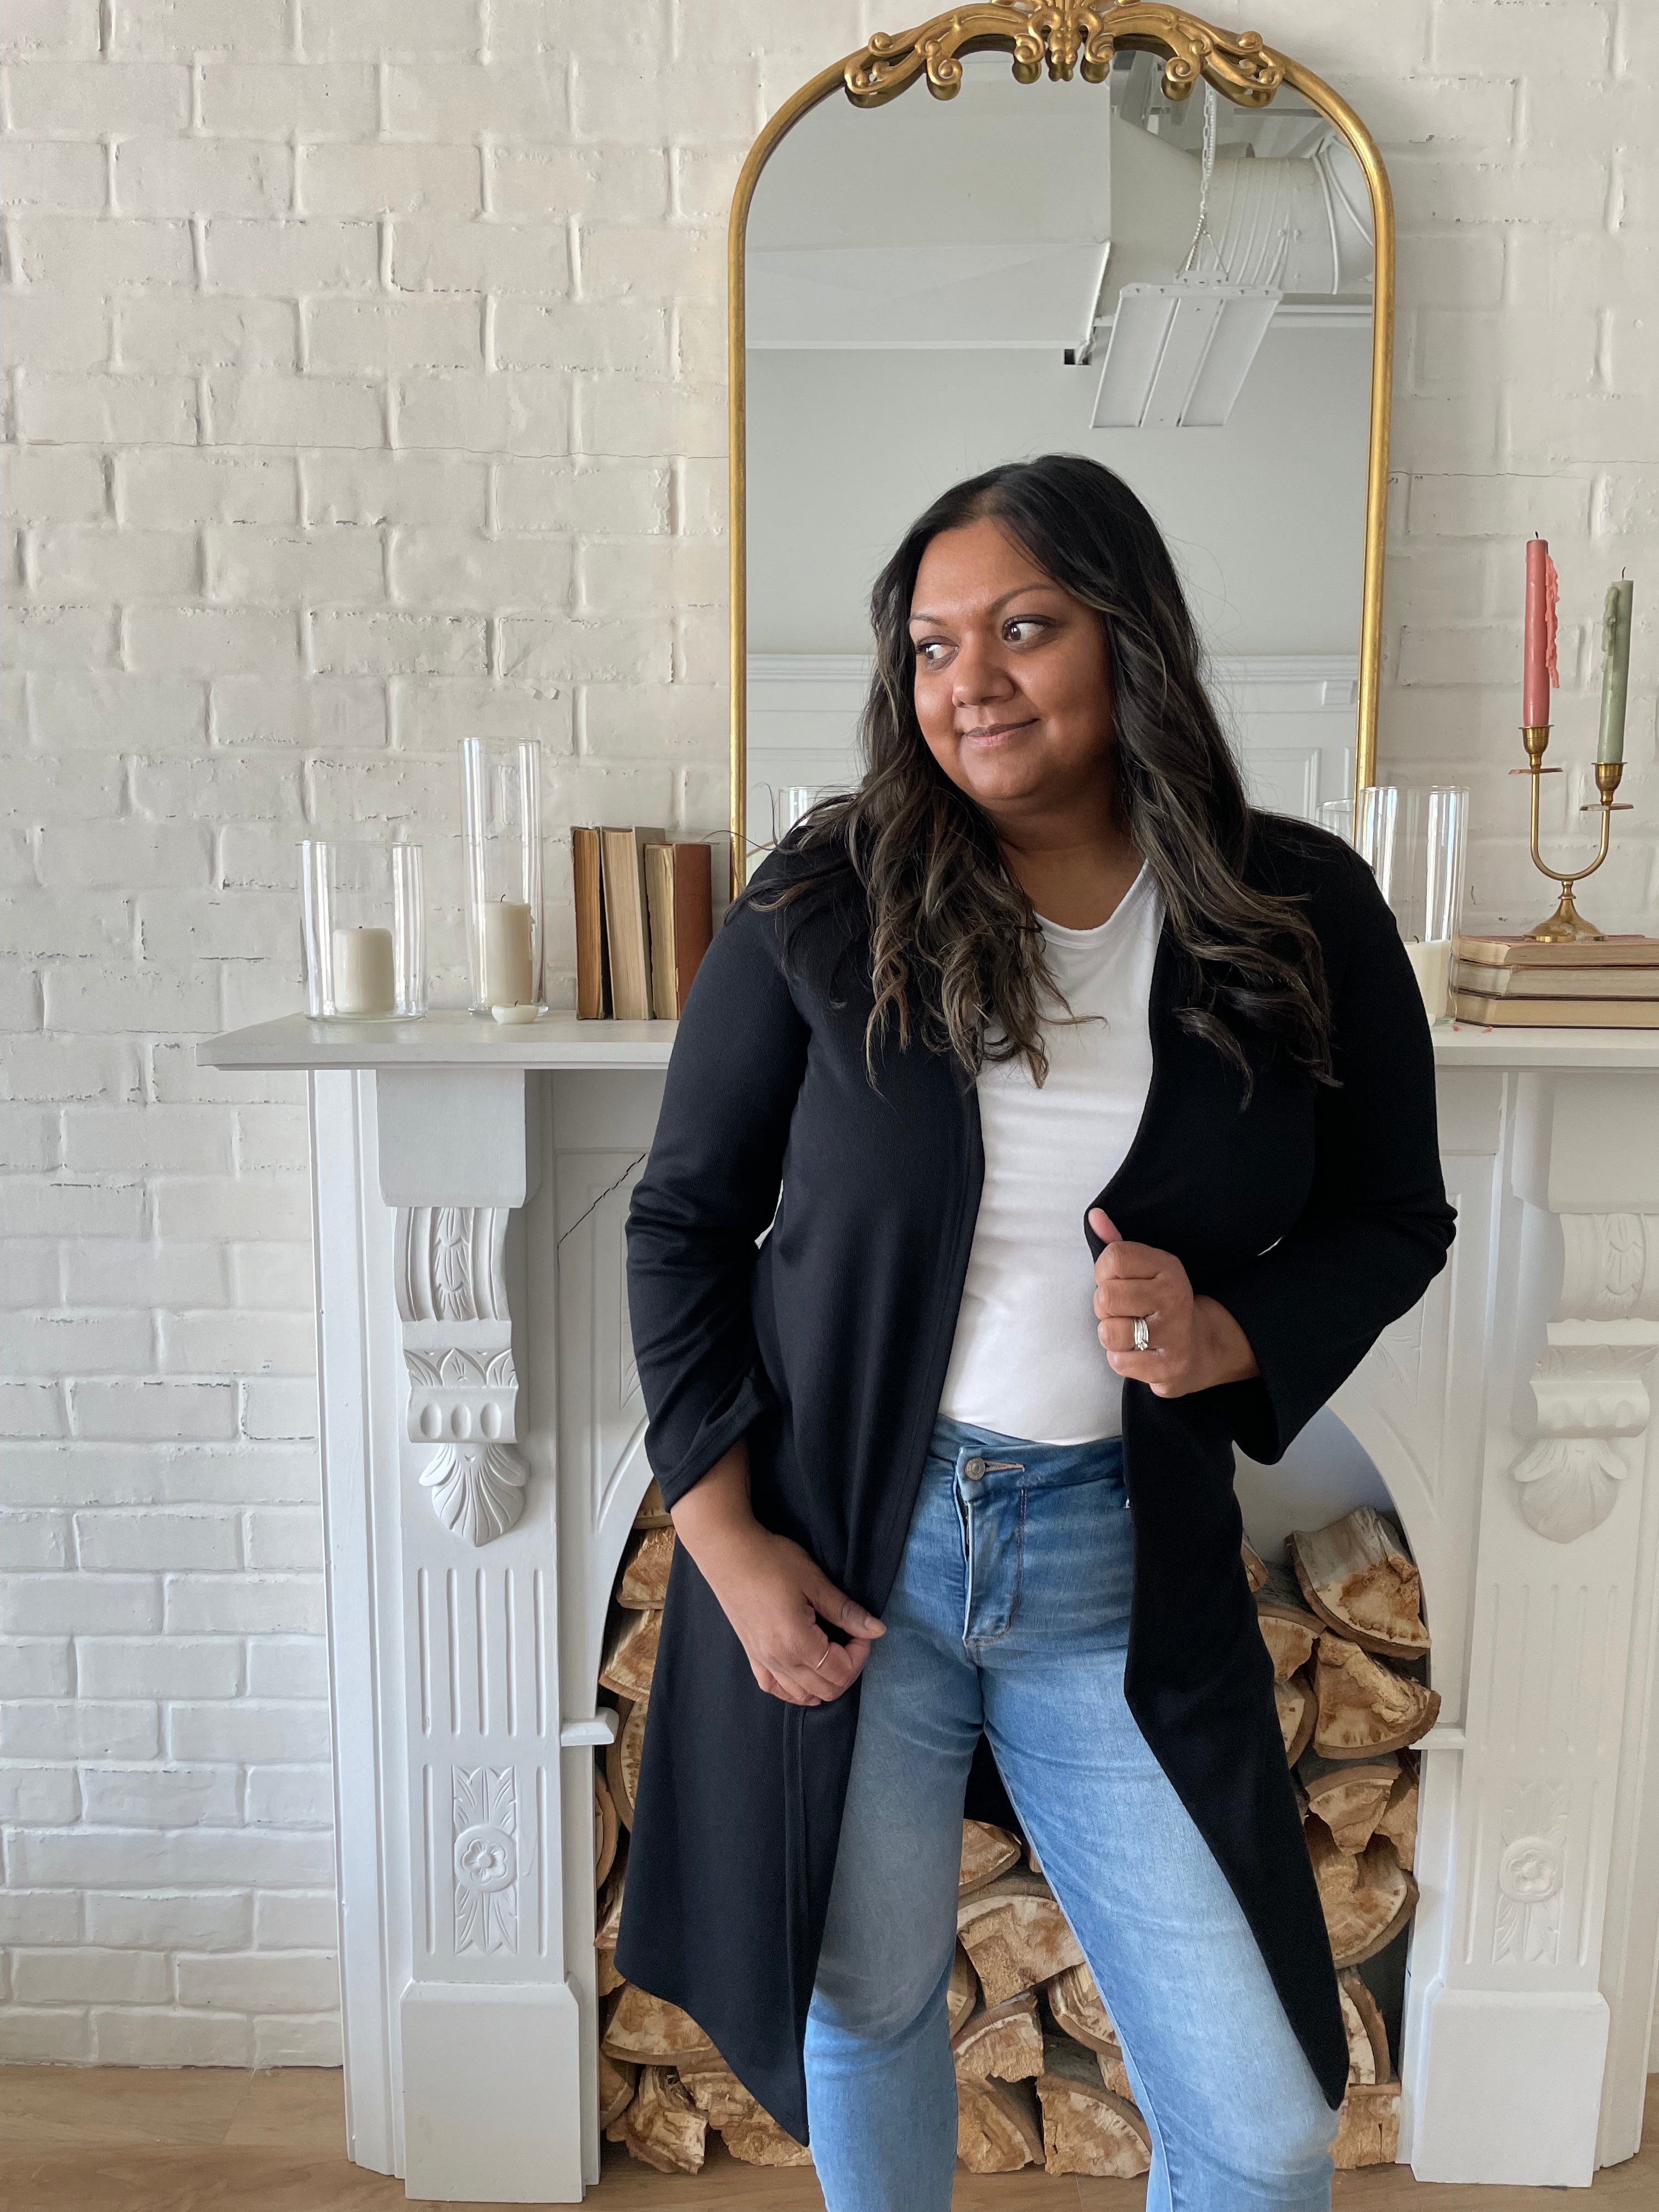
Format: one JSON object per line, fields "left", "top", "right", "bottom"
{"left": 623, "top": 876, "right": 811, "bottom": 1510}
{"left": 1207, "top": 843, "right": 1458, "bottom": 1464}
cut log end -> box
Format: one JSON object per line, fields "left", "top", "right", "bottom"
{"left": 951, "top": 1989, "right": 1043, "bottom": 2083}
{"left": 1043, "top": 1959, "right": 1119, "bottom": 2056}
{"left": 1276, "top": 1672, "right": 1318, "bottom": 1765}
{"left": 722, "top": 2111, "right": 815, "bottom": 2168}
{"left": 603, "top": 2064, "right": 706, "bottom": 2174}
{"left": 1298, "top": 1749, "right": 1400, "bottom": 1855}
{"left": 957, "top": 1870, "right": 1085, "bottom": 2007}
{"left": 1034, "top": 2033, "right": 1152, "bottom": 2179}
{"left": 959, "top": 1818, "right": 1023, "bottom": 1897}
{"left": 617, "top": 1522, "right": 676, "bottom": 1609}
{"left": 594, "top": 1765, "right": 618, "bottom": 1889}
{"left": 957, "top": 2076, "right": 1045, "bottom": 2173}
{"left": 1306, "top": 1819, "right": 1420, "bottom": 1969}
{"left": 947, "top": 1942, "right": 980, "bottom": 2035}
{"left": 1376, "top": 1765, "right": 1420, "bottom": 1872}
{"left": 1313, "top": 1632, "right": 1440, "bottom": 1759}
{"left": 1340, "top": 1970, "right": 1393, "bottom": 2089}
{"left": 598, "top": 1606, "right": 662, "bottom": 1702}
{"left": 1258, "top": 1564, "right": 1324, "bottom": 1683}
{"left": 633, "top": 1477, "right": 672, "bottom": 1529}
{"left": 1333, "top": 2080, "right": 1402, "bottom": 2169}
{"left": 600, "top": 1981, "right": 717, "bottom": 2066}
{"left": 677, "top": 2059, "right": 812, "bottom": 2166}
{"left": 595, "top": 1861, "right": 624, "bottom": 1953}
{"left": 597, "top": 2051, "right": 636, "bottom": 2130}
{"left": 1291, "top": 1506, "right": 1431, "bottom": 1662}
{"left": 606, "top": 1696, "right": 646, "bottom": 1832}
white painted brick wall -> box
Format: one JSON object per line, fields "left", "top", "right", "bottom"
{"left": 1, "top": 0, "right": 1655, "bottom": 2070}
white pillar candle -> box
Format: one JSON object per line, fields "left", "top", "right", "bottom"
{"left": 331, "top": 926, "right": 396, "bottom": 1016}
{"left": 482, "top": 899, "right": 534, "bottom": 1009}
{"left": 1404, "top": 938, "right": 1452, "bottom": 1026}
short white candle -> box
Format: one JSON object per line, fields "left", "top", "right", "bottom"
{"left": 331, "top": 926, "right": 396, "bottom": 1017}
{"left": 482, "top": 898, "right": 534, "bottom": 1009}
{"left": 1404, "top": 938, "right": 1452, "bottom": 1026}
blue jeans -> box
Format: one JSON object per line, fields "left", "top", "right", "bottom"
{"left": 803, "top": 1413, "right": 1336, "bottom": 2210}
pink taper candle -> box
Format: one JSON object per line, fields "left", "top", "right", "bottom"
{"left": 1523, "top": 536, "right": 1559, "bottom": 727}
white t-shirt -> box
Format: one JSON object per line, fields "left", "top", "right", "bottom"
{"left": 937, "top": 863, "right": 1164, "bottom": 1445}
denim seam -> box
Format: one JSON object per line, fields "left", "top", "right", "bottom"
{"left": 961, "top": 1485, "right": 1024, "bottom": 1649}
{"left": 1119, "top": 2030, "right": 1177, "bottom": 2211}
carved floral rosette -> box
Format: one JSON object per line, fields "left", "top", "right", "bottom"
{"left": 453, "top": 1764, "right": 518, "bottom": 1954}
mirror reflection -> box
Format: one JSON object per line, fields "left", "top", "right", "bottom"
{"left": 743, "top": 52, "right": 1375, "bottom": 867}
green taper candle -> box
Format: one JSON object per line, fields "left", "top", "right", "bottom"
{"left": 1597, "top": 577, "right": 1634, "bottom": 764}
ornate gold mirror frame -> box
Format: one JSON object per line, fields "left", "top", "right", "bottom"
{"left": 725, "top": 3, "right": 1397, "bottom": 898}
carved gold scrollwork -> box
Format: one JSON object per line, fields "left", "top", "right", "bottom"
{"left": 847, "top": 2, "right": 1283, "bottom": 108}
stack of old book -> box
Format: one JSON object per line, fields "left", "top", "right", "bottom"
{"left": 571, "top": 827, "right": 713, "bottom": 1023}
{"left": 1451, "top": 934, "right": 1659, "bottom": 1028}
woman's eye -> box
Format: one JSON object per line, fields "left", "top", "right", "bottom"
{"left": 916, "top": 639, "right": 951, "bottom": 666}
{"left": 1005, "top": 617, "right": 1046, "bottom": 644}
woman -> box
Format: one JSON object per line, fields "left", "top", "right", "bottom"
{"left": 616, "top": 454, "right": 1454, "bottom": 2211}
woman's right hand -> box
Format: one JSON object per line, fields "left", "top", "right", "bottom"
{"left": 668, "top": 1441, "right": 885, "bottom": 1706}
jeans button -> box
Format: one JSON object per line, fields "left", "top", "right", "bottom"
{"left": 962, "top": 1454, "right": 987, "bottom": 1481}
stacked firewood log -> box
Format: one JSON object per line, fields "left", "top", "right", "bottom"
{"left": 592, "top": 1487, "right": 1431, "bottom": 2177}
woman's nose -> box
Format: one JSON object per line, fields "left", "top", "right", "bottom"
{"left": 951, "top": 633, "right": 1015, "bottom": 707}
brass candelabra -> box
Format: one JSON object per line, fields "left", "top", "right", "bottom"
{"left": 1515, "top": 724, "right": 1629, "bottom": 943}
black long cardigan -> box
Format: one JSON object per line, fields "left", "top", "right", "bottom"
{"left": 616, "top": 812, "right": 1455, "bottom": 2146}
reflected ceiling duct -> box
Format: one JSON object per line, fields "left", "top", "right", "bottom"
{"left": 1091, "top": 87, "right": 1280, "bottom": 430}
{"left": 1091, "top": 88, "right": 1370, "bottom": 429}
{"left": 1090, "top": 278, "right": 1282, "bottom": 428}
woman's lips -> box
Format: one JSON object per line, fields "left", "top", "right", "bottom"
{"left": 959, "top": 718, "right": 1039, "bottom": 746}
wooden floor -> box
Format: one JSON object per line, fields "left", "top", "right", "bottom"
{"left": 0, "top": 2066, "right": 1653, "bottom": 2209}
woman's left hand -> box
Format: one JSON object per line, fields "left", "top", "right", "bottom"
{"left": 1087, "top": 1207, "right": 1260, "bottom": 1399}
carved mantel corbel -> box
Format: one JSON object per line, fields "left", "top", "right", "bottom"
{"left": 374, "top": 1066, "right": 537, "bottom": 1548}
{"left": 1511, "top": 1211, "right": 1659, "bottom": 1544}
{"left": 395, "top": 1204, "right": 527, "bottom": 1544}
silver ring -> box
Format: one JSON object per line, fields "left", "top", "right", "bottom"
{"left": 1132, "top": 1315, "right": 1151, "bottom": 1353}
{"left": 811, "top": 1644, "right": 832, "bottom": 1671}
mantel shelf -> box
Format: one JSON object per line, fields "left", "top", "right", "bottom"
{"left": 1428, "top": 1022, "right": 1659, "bottom": 1071}
{"left": 201, "top": 1009, "right": 1659, "bottom": 1076}
{"left": 199, "top": 1009, "right": 677, "bottom": 1073}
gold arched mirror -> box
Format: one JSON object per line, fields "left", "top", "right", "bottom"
{"left": 725, "top": 5, "right": 1394, "bottom": 896}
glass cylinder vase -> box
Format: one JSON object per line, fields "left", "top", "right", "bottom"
{"left": 1423, "top": 785, "right": 1470, "bottom": 945}
{"left": 1400, "top": 783, "right": 1470, "bottom": 1026}
{"left": 1353, "top": 785, "right": 1399, "bottom": 907}
{"left": 461, "top": 737, "right": 544, "bottom": 1015}
{"left": 300, "top": 838, "right": 425, "bottom": 1021}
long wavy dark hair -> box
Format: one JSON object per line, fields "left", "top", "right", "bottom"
{"left": 743, "top": 454, "right": 1335, "bottom": 1101}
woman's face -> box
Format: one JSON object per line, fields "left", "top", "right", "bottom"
{"left": 907, "top": 515, "right": 1115, "bottom": 821}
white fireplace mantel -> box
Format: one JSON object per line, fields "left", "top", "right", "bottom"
{"left": 200, "top": 1011, "right": 1659, "bottom": 2200}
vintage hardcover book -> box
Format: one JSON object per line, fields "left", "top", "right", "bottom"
{"left": 572, "top": 827, "right": 610, "bottom": 1022}
{"left": 1452, "top": 992, "right": 1659, "bottom": 1029}
{"left": 644, "top": 843, "right": 714, "bottom": 1021}
{"left": 1453, "top": 934, "right": 1659, "bottom": 969}
{"left": 1452, "top": 960, "right": 1659, "bottom": 1001}
{"left": 599, "top": 826, "right": 665, "bottom": 1022}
